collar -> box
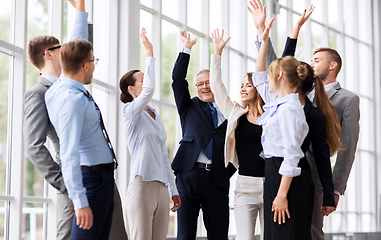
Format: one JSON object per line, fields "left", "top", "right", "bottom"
{"left": 40, "top": 74, "right": 59, "bottom": 84}
{"left": 58, "top": 77, "right": 87, "bottom": 93}
{"left": 324, "top": 82, "right": 339, "bottom": 92}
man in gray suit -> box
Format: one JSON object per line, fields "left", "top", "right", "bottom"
{"left": 23, "top": 1, "right": 127, "bottom": 239}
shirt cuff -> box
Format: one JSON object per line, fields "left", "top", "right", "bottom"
{"left": 252, "top": 71, "right": 268, "bottom": 87}
{"left": 181, "top": 47, "right": 191, "bottom": 55}
{"left": 334, "top": 190, "right": 342, "bottom": 196}
{"left": 169, "top": 186, "right": 179, "bottom": 197}
{"left": 75, "top": 10, "right": 88, "bottom": 23}
{"left": 73, "top": 195, "right": 89, "bottom": 210}
{"left": 278, "top": 161, "right": 301, "bottom": 177}
{"left": 257, "top": 34, "right": 262, "bottom": 42}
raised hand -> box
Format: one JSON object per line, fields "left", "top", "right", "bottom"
{"left": 211, "top": 29, "right": 231, "bottom": 56}
{"left": 180, "top": 30, "right": 197, "bottom": 50}
{"left": 247, "top": 0, "right": 267, "bottom": 35}
{"left": 68, "top": 0, "right": 85, "bottom": 12}
{"left": 261, "top": 17, "right": 275, "bottom": 42}
{"left": 140, "top": 28, "right": 153, "bottom": 57}
{"left": 290, "top": 5, "right": 315, "bottom": 39}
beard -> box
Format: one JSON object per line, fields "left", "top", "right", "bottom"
{"left": 316, "top": 69, "right": 329, "bottom": 81}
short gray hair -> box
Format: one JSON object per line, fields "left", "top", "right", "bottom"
{"left": 193, "top": 69, "right": 210, "bottom": 83}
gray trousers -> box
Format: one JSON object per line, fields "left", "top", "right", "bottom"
{"left": 311, "top": 185, "right": 324, "bottom": 240}
{"left": 56, "top": 181, "right": 128, "bottom": 240}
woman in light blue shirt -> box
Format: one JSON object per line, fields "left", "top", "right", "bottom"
{"left": 254, "top": 22, "right": 313, "bottom": 240}
{"left": 119, "top": 28, "right": 181, "bottom": 240}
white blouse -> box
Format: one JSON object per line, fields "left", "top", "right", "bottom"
{"left": 123, "top": 57, "right": 178, "bottom": 197}
{"left": 254, "top": 71, "right": 309, "bottom": 178}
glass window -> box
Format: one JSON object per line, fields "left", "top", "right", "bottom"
{"left": 229, "top": 0, "right": 243, "bottom": 51}
{"left": 310, "top": 0, "right": 323, "bottom": 22}
{"left": 328, "top": 0, "right": 340, "bottom": 29}
{"left": 229, "top": 50, "right": 243, "bottom": 103}
{"left": 0, "top": 201, "right": 5, "bottom": 238}
{"left": 22, "top": 202, "right": 44, "bottom": 240}
{"left": 358, "top": 44, "right": 371, "bottom": 97}
{"left": 247, "top": 58, "right": 256, "bottom": 73}
{"left": 328, "top": 30, "right": 338, "bottom": 49}
{"left": 0, "top": 0, "right": 12, "bottom": 42}
{"left": 93, "top": 0, "right": 109, "bottom": 83}
{"left": 140, "top": 10, "right": 154, "bottom": 70}
{"left": 209, "top": 0, "right": 222, "bottom": 34}
{"left": 344, "top": 37, "right": 356, "bottom": 91}
{"left": 343, "top": 0, "right": 356, "bottom": 38}
{"left": 141, "top": 0, "right": 152, "bottom": 8}
{"left": 277, "top": 8, "right": 288, "bottom": 57}
{"left": 62, "top": 0, "right": 69, "bottom": 44}
{"left": 23, "top": 156, "right": 44, "bottom": 197}
{"left": 161, "top": 20, "right": 180, "bottom": 103}
{"left": 27, "top": 0, "right": 49, "bottom": 43}
{"left": 0, "top": 53, "right": 9, "bottom": 196}
{"left": 160, "top": 107, "right": 177, "bottom": 161}
{"left": 358, "top": 0, "right": 371, "bottom": 44}
{"left": 162, "top": 0, "right": 179, "bottom": 21}
{"left": 187, "top": 0, "right": 202, "bottom": 32}
{"left": 293, "top": 14, "right": 304, "bottom": 60}
{"left": 311, "top": 22, "right": 324, "bottom": 53}
{"left": 247, "top": 15, "right": 258, "bottom": 59}
{"left": 293, "top": 0, "right": 306, "bottom": 13}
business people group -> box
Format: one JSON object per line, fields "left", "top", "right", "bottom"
{"left": 23, "top": 0, "right": 359, "bottom": 240}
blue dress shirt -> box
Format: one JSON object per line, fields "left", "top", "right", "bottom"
{"left": 45, "top": 78, "right": 113, "bottom": 209}
{"left": 254, "top": 71, "right": 309, "bottom": 177}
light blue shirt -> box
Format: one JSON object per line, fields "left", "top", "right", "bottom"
{"left": 123, "top": 57, "right": 178, "bottom": 197}
{"left": 45, "top": 78, "right": 113, "bottom": 209}
{"left": 181, "top": 48, "right": 226, "bottom": 164}
{"left": 254, "top": 71, "right": 309, "bottom": 177}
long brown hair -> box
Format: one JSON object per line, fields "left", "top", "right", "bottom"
{"left": 299, "top": 62, "right": 343, "bottom": 155}
{"left": 243, "top": 72, "right": 264, "bottom": 116}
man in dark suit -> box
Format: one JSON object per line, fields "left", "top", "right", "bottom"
{"left": 171, "top": 30, "right": 234, "bottom": 240}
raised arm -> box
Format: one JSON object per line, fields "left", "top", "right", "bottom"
{"left": 282, "top": 5, "right": 314, "bottom": 57}
{"left": 124, "top": 28, "right": 155, "bottom": 120}
{"left": 171, "top": 31, "right": 197, "bottom": 116}
{"left": 69, "top": 0, "right": 89, "bottom": 41}
{"left": 209, "top": 29, "right": 236, "bottom": 117}
{"left": 256, "top": 17, "right": 274, "bottom": 73}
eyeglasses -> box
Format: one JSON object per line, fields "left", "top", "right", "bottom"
{"left": 87, "top": 58, "right": 99, "bottom": 65}
{"left": 195, "top": 81, "right": 210, "bottom": 88}
{"left": 42, "top": 45, "right": 61, "bottom": 55}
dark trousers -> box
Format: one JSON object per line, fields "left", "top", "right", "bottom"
{"left": 264, "top": 157, "right": 314, "bottom": 240}
{"left": 71, "top": 168, "right": 114, "bottom": 240}
{"left": 176, "top": 168, "right": 229, "bottom": 240}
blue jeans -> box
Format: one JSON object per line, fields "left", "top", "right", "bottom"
{"left": 71, "top": 168, "right": 114, "bottom": 240}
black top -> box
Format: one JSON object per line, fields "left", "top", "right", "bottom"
{"left": 235, "top": 114, "right": 265, "bottom": 177}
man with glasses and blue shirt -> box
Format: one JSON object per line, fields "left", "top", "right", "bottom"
{"left": 23, "top": 1, "right": 127, "bottom": 239}
{"left": 171, "top": 30, "right": 235, "bottom": 240}
{"left": 45, "top": 38, "right": 115, "bottom": 239}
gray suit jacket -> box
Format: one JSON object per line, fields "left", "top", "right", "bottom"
{"left": 325, "top": 82, "right": 360, "bottom": 194}
{"left": 256, "top": 38, "right": 360, "bottom": 195}
{"left": 23, "top": 75, "right": 65, "bottom": 193}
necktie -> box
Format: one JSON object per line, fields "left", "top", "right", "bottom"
{"left": 203, "top": 103, "right": 218, "bottom": 159}
{"left": 84, "top": 90, "right": 118, "bottom": 169}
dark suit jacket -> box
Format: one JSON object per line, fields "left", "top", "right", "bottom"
{"left": 302, "top": 98, "right": 335, "bottom": 207}
{"left": 171, "top": 52, "right": 233, "bottom": 192}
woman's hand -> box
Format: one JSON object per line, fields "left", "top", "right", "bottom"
{"left": 247, "top": 0, "right": 267, "bottom": 35}
{"left": 171, "top": 195, "right": 181, "bottom": 212}
{"left": 180, "top": 30, "right": 197, "bottom": 50}
{"left": 290, "top": 5, "right": 315, "bottom": 39}
{"left": 272, "top": 194, "right": 290, "bottom": 225}
{"left": 211, "top": 29, "right": 231, "bottom": 56}
{"left": 140, "top": 27, "right": 153, "bottom": 57}
{"left": 261, "top": 17, "right": 275, "bottom": 42}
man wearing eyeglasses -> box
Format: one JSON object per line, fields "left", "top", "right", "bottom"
{"left": 23, "top": 1, "right": 127, "bottom": 240}
{"left": 171, "top": 30, "right": 235, "bottom": 240}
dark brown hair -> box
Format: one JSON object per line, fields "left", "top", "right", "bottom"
{"left": 313, "top": 47, "right": 342, "bottom": 77}
{"left": 299, "top": 62, "right": 343, "bottom": 155}
{"left": 119, "top": 70, "right": 140, "bottom": 103}
{"left": 60, "top": 39, "right": 93, "bottom": 74}
{"left": 244, "top": 72, "right": 264, "bottom": 116}
{"left": 28, "top": 35, "right": 60, "bottom": 69}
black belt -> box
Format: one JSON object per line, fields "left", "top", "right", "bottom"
{"left": 81, "top": 163, "right": 114, "bottom": 171}
{"left": 195, "top": 162, "right": 212, "bottom": 171}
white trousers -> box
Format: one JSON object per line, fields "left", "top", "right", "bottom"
{"left": 126, "top": 176, "right": 170, "bottom": 240}
{"left": 234, "top": 174, "right": 264, "bottom": 240}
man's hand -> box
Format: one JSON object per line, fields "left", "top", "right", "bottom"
{"left": 171, "top": 195, "right": 181, "bottom": 212}
{"left": 211, "top": 29, "right": 231, "bottom": 56}
{"left": 68, "top": 0, "right": 85, "bottom": 12}
{"left": 321, "top": 205, "right": 336, "bottom": 216}
{"left": 180, "top": 30, "right": 197, "bottom": 50}
{"left": 247, "top": 0, "right": 267, "bottom": 35}
{"left": 75, "top": 206, "right": 93, "bottom": 230}
{"left": 140, "top": 28, "right": 153, "bottom": 57}
{"left": 334, "top": 193, "right": 340, "bottom": 208}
